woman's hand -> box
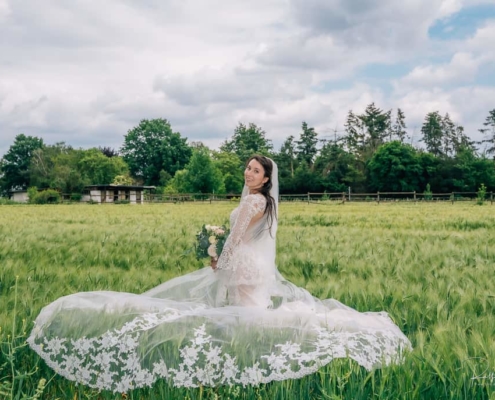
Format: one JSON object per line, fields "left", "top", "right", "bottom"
{"left": 211, "top": 257, "right": 218, "bottom": 270}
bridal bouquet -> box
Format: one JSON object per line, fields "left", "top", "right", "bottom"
{"left": 195, "top": 224, "right": 229, "bottom": 260}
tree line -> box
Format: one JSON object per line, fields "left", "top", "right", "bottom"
{"left": 1, "top": 104, "right": 494, "bottom": 197}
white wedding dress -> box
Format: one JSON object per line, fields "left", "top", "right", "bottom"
{"left": 28, "top": 161, "right": 412, "bottom": 393}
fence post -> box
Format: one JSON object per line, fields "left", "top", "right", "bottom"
{"left": 413, "top": 191, "right": 416, "bottom": 203}
{"left": 377, "top": 191, "right": 380, "bottom": 204}
{"left": 307, "top": 192, "right": 310, "bottom": 204}
{"left": 342, "top": 192, "right": 345, "bottom": 204}
{"left": 451, "top": 192, "right": 454, "bottom": 205}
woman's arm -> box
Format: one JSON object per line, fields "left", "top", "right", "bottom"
{"left": 215, "top": 194, "right": 266, "bottom": 271}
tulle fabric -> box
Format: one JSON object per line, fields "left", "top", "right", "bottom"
{"left": 28, "top": 159, "right": 412, "bottom": 393}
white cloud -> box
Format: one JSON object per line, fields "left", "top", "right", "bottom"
{"left": 399, "top": 52, "right": 481, "bottom": 88}
{"left": 0, "top": 0, "right": 494, "bottom": 157}
{"left": 465, "top": 19, "right": 495, "bottom": 54}
{"left": 0, "top": 0, "right": 9, "bottom": 22}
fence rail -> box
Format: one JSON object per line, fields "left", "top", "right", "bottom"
{"left": 50, "top": 190, "right": 494, "bottom": 205}
{"left": 304, "top": 191, "right": 493, "bottom": 204}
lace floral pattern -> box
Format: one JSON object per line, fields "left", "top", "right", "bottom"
{"left": 216, "top": 194, "right": 266, "bottom": 272}
{"left": 28, "top": 158, "right": 412, "bottom": 393}
{"left": 29, "top": 316, "right": 411, "bottom": 393}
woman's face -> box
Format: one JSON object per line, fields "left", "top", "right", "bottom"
{"left": 244, "top": 159, "right": 268, "bottom": 192}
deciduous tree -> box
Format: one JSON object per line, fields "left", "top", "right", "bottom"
{"left": 220, "top": 123, "right": 273, "bottom": 162}
{"left": 120, "top": 119, "right": 192, "bottom": 185}
{"left": 1, "top": 134, "right": 44, "bottom": 192}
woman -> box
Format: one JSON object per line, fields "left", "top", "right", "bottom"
{"left": 28, "top": 155, "right": 411, "bottom": 392}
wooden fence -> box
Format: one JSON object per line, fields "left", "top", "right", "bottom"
{"left": 140, "top": 191, "right": 494, "bottom": 205}
{"left": 54, "top": 191, "right": 493, "bottom": 205}
{"left": 302, "top": 191, "right": 494, "bottom": 205}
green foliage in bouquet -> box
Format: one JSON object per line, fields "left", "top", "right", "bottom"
{"left": 195, "top": 225, "right": 230, "bottom": 260}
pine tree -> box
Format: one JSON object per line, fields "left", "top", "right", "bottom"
{"left": 421, "top": 111, "right": 443, "bottom": 156}
{"left": 479, "top": 109, "right": 495, "bottom": 157}
{"left": 358, "top": 103, "right": 391, "bottom": 154}
{"left": 452, "top": 125, "right": 475, "bottom": 155}
{"left": 392, "top": 108, "right": 408, "bottom": 143}
{"left": 441, "top": 113, "right": 456, "bottom": 156}
{"left": 279, "top": 135, "right": 296, "bottom": 177}
{"left": 343, "top": 110, "right": 363, "bottom": 154}
{"left": 296, "top": 122, "right": 319, "bottom": 166}
{"left": 220, "top": 123, "right": 273, "bottom": 161}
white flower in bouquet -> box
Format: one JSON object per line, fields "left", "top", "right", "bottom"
{"left": 207, "top": 245, "right": 217, "bottom": 258}
{"left": 196, "top": 224, "right": 230, "bottom": 261}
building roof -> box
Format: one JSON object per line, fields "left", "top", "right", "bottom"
{"left": 84, "top": 185, "right": 156, "bottom": 190}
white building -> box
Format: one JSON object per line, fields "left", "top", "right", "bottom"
{"left": 83, "top": 185, "right": 155, "bottom": 204}
{"left": 9, "top": 190, "right": 29, "bottom": 203}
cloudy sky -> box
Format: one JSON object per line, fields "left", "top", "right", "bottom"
{"left": 1, "top": 0, "right": 494, "bottom": 157}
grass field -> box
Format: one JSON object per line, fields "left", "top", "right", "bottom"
{"left": 1, "top": 202, "right": 495, "bottom": 399}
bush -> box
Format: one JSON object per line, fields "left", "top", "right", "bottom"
{"left": 423, "top": 183, "right": 433, "bottom": 201}
{"left": 476, "top": 183, "right": 487, "bottom": 206}
{"left": 70, "top": 193, "right": 82, "bottom": 202}
{"left": 29, "top": 189, "right": 61, "bottom": 204}
{"left": 0, "top": 197, "right": 16, "bottom": 205}
{"left": 27, "top": 186, "right": 38, "bottom": 203}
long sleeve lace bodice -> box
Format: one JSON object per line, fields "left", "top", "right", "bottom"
{"left": 216, "top": 194, "right": 266, "bottom": 271}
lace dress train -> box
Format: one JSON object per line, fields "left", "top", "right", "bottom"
{"left": 28, "top": 194, "right": 412, "bottom": 392}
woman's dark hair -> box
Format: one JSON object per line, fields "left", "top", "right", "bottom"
{"left": 246, "top": 155, "right": 277, "bottom": 235}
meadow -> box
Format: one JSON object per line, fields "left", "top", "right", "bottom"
{"left": 0, "top": 201, "right": 494, "bottom": 400}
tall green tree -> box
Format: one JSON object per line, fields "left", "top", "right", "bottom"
{"left": 79, "top": 149, "right": 129, "bottom": 184}
{"left": 441, "top": 113, "right": 457, "bottom": 156}
{"left": 29, "top": 144, "right": 61, "bottom": 189}
{"left": 29, "top": 143, "right": 85, "bottom": 193}
{"left": 358, "top": 103, "right": 391, "bottom": 156}
{"left": 368, "top": 141, "right": 423, "bottom": 192}
{"left": 314, "top": 142, "right": 359, "bottom": 192}
{"left": 292, "top": 161, "right": 320, "bottom": 193}
{"left": 451, "top": 147, "right": 495, "bottom": 191}
{"left": 421, "top": 111, "right": 444, "bottom": 156}
{"left": 296, "top": 122, "right": 319, "bottom": 166}
{"left": 451, "top": 125, "right": 475, "bottom": 156}
{"left": 278, "top": 135, "right": 297, "bottom": 178}
{"left": 274, "top": 135, "right": 298, "bottom": 193}
{"left": 479, "top": 109, "right": 495, "bottom": 158}
{"left": 343, "top": 103, "right": 391, "bottom": 160}
{"left": 171, "top": 148, "right": 225, "bottom": 194}
{"left": 343, "top": 110, "right": 364, "bottom": 154}
{"left": 1, "top": 134, "right": 44, "bottom": 192}
{"left": 212, "top": 151, "right": 244, "bottom": 194}
{"left": 220, "top": 123, "right": 273, "bottom": 162}
{"left": 98, "top": 147, "right": 119, "bottom": 157}
{"left": 120, "top": 119, "right": 192, "bottom": 185}
{"left": 391, "top": 108, "right": 408, "bottom": 143}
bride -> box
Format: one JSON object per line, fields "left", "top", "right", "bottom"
{"left": 28, "top": 155, "right": 412, "bottom": 393}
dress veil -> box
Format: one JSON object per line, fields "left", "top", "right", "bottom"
{"left": 28, "top": 158, "right": 411, "bottom": 392}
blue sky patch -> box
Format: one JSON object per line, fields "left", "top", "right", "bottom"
{"left": 476, "top": 61, "right": 495, "bottom": 86}
{"left": 429, "top": 4, "right": 495, "bottom": 40}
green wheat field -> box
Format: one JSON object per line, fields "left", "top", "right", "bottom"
{"left": 1, "top": 202, "right": 494, "bottom": 400}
